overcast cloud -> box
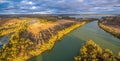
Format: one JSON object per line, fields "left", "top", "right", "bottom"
{"left": 0, "top": 0, "right": 120, "bottom": 14}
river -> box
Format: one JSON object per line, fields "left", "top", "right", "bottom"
{"left": 29, "top": 21, "right": 120, "bottom": 61}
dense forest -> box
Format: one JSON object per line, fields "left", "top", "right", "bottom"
{"left": 74, "top": 40, "right": 120, "bottom": 61}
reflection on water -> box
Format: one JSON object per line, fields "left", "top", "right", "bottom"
{"left": 29, "top": 21, "right": 120, "bottom": 61}
{"left": 0, "top": 34, "right": 11, "bottom": 46}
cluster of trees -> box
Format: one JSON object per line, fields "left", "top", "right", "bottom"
{"left": 0, "top": 25, "right": 34, "bottom": 61}
{"left": 0, "top": 19, "right": 29, "bottom": 37}
{"left": 74, "top": 40, "right": 120, "bottom": 61}
{"left": 0, "top": 27, "right": 19, "bottom": 37}
{"left": 38, "top": 16, "right": 58, "bottom": 23}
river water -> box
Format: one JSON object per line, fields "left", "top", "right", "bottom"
{"left": 29, "top": 21, "right": 120, "bottom": 61}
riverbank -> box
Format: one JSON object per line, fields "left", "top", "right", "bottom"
{"left": 99, "top": 23, "right": 120, "bottom": 38}
{"left": 98, "top": 15, "right": 120, "bottom": 38}
{"left": 26, "top": 21, "right": 87, "bottom": 61}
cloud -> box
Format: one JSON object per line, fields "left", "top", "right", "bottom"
{"left": 77, "top": 0, "right": 84, "bottom": 2}
{"left": 0, "top": 0, "right": 10, "bottom": 3}
{"left": 0, "top": 0, "right": 120, "bottom": 14}
{"left": 31, "top": 6, "right": 37, "bottom": 9}
{"left": 21, "top": 0, "right": 34, "bottom": 5}
{"left": 32, "top": 10, "right": 54, "bottom": 14}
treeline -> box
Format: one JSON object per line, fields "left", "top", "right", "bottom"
{"left": 74, "top": 40, "right": 120, "bottom": 61}
{"left": 100, "top": 15, "right": 120, "bottom": 26}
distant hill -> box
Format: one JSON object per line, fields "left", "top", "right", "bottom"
{"left": 0, "top": 14, "right": 116, "bottom": 17}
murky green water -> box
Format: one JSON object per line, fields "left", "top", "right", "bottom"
{"left": 29, "top": 21, "right": 120, "bottom": 61}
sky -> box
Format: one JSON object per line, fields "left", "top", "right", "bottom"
{"left": 0, "top": 0, "right": 120, "bottom": 14}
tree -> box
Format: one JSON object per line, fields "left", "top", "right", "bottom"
{"left": 74, "top": 56, "right": 81, "bottom": 61}
{"left": 75, "top": 40, "right": 119, "bottom": 61}
{"left": 117, "top": 52, "right": 120, "bottom": 61}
